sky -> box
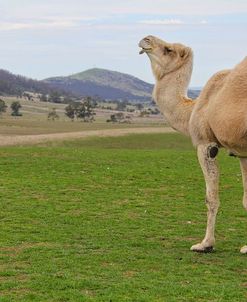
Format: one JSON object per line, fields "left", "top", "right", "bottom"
{"left": 0, "top": 0, "right": 247, "bottom": 87}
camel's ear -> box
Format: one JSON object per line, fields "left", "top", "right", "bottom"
{"left": 179, "top": 47, "right": 189, "bottom": 58}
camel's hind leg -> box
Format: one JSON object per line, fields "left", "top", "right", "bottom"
{"left": 239, "top": 158, "right": 247, "bottom": 254}
{"left": 191, "top": 144, "right": 220, "bottom": 252}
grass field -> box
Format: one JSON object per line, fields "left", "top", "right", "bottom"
{"left": 0, "top": 133, "right": 247, "bottom": 301}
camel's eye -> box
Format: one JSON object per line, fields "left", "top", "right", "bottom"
{"left": 164, "top": 46, "right": 173, "bottom": 55}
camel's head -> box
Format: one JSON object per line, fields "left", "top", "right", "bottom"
{"left": 139, "top": 35, "right": 192, "bottom": 80}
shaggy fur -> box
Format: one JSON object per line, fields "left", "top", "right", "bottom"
{"left": 139, "top": 35, "right": 247, "bottom": 253}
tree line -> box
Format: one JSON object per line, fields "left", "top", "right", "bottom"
{"left": 0, "top": 96, "right": 159, "bottom": 123}
{"left": 0, "top": 97, "right": 97, "bottom": 121}
{"left": 0, "top": 99, "right": 22, "bottom": 116}
{"left": 0, "top": 69, "right": 72, "bottom": 99}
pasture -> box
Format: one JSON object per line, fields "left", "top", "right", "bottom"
{"left": 0, "top": 133, "right": 246, "bottom": 301}
{"left": 0, "top": 97, "right": 165, "bottom": 136}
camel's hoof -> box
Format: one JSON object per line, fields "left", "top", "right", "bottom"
{"left": 240, "top": 246, "right": 247, "bottom": 254}
{"left": 190, "top": 243, "right": 214, "bottom": 253}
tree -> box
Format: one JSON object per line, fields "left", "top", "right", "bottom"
{"left": 23, "top": 92, "right": 33, "bottom": 101}
{"left": 107, "top": 114, "right": 117, "bottom": 123}
{"left": 76, "top": 100, "right": 95, "bottom": 122}
{"left": 0, "top": 99, "right": 7, "bottom": 115}
{"left": 48, "top": 108, "right": 59, "bottom": 121}
{"left": 64, "top": 100, "right": 96, "bottom": 122}
{"left": 86, "top": 96, "right": 97, "bottom": 108}
{"left": 11, "top": 101, "right": 22, "bottom": 116}
{"left": 107, "top": 112, "right": 125, "bottom": 123}
{"left": 139, "top": 110, "right": 150, "bottom": 117}
{"left": 65, "top": 103, "right": 77, "bottom": 121}
{"left": 49, "top": 91, "right": 61, "bottom": 103}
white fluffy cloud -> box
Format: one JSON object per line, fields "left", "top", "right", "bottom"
{"left": 139, "top": 19, "right": 208, "bottom": 26}
{"left": 139, "top": 19, "right": 184, "bottom": 25}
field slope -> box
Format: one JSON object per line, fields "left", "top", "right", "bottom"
{"left": 0, "top": 133, "right": 246, "bottom": 301}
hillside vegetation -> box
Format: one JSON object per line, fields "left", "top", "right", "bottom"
{"left": 44, "top": 68, "right": 153, "bottom": 102}
{"left": 45, "top": 68, "right": 201, "bottom": 101}
{"left": 0, "top": 69, "right": 69, "bottom": 97}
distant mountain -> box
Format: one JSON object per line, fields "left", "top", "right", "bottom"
{"left": 44, "top": 68, "right": 200, "bottom": 102}
{"left": 0, "top": 69, "right": 70, "bottom": 97}
{"left": 44, "top": 68, "right": 153, "bottom": 102}
{"left": 188, "top": 89, "right": 201, "bottom": 99}
{"left": 0, "top": 67, "right": 200, "bottom": 103}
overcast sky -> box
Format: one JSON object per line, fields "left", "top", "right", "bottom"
{"left": 0, "top": 0, "right": 247, "bottom": 87}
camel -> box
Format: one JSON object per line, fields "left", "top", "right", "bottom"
{"left": 139, "top": 35, "right": 247, "bottom": 253}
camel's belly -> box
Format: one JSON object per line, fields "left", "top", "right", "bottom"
{"left": 218, "top": 140, "right": 247, "bottom": 157}
{"left": 211, "top": 124, "right": 247, "bottom": 157}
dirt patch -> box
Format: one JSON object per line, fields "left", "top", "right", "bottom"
{"left": 0, "top": 288, "right": 31, "bottom": 296}
{"left": 0, "top": 127, "right": 175, "bottom": 147}
{"left": 0, "top": 274, "right": 29, "bottom": 282}
{"left": 0, "top": 242, "right": 58, "bottom": 256}
{"left": 123, "top": 270, "right": 137, "bottom": 278}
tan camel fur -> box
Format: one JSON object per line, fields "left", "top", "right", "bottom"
{"left": 139, "top": 35, "right": 247, "bottom": 253}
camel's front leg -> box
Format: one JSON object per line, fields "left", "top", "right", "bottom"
{"left": 191, "top": 144, "right": 220, "bottom": 252}
{"left": 239, "top": 158, "right": 247, "bottom": 254}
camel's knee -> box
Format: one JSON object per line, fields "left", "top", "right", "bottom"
{"left": 207, "top": 144, "right": 219, "bottom": 159}
{"left": 198, "top": 144, "right": 219, "bottom": 182}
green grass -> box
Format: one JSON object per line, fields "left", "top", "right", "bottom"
{"left": 0, "top": 133, "right": 246, "bottom": 301}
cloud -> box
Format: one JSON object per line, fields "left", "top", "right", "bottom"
{"left": 0, "top": 21, "right": 76, "bottom": 31}
{"left": 39, "top": 16, "right": 97, "bottom": 22}
{"left": 139, "top": 19, "right": 208, "bottom": 26}
{"left": 0, "top": 17, "right": 96, "bottom": 31}
{"left": 0, "top": 23, "right": 29, "bottom": 31}
{"left": 139, "top": 19, "right": 184, "bottom": 25}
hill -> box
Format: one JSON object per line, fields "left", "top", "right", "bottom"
{"left": 0, "top": 69, "right": 70, "bottom": 97}
{"left": 44, "top": 68, "right": 153, "bottom": 102}
{"left": 44, "top": 68, "right": 200, "bottom": 102}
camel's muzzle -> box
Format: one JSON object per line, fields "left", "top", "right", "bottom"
{"left": 138, "top": 37, "right": 153, "bottom": 54}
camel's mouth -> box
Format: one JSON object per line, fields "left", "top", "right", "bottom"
{"left": 138, "top": 37, "right": 153, "bottom": 55}
{"left": 139, "top": 47, "right": 152, "bottom": 55}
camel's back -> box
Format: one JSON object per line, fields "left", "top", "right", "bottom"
{"left": 204, "top": 56, "right": 247, "bottom": 111}
{"left": 221, "top": 57, "right": 247, "bottom": 99}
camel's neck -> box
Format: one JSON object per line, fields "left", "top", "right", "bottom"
{"left": 153, "top": 58, "right": 194, "bottom": 136}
